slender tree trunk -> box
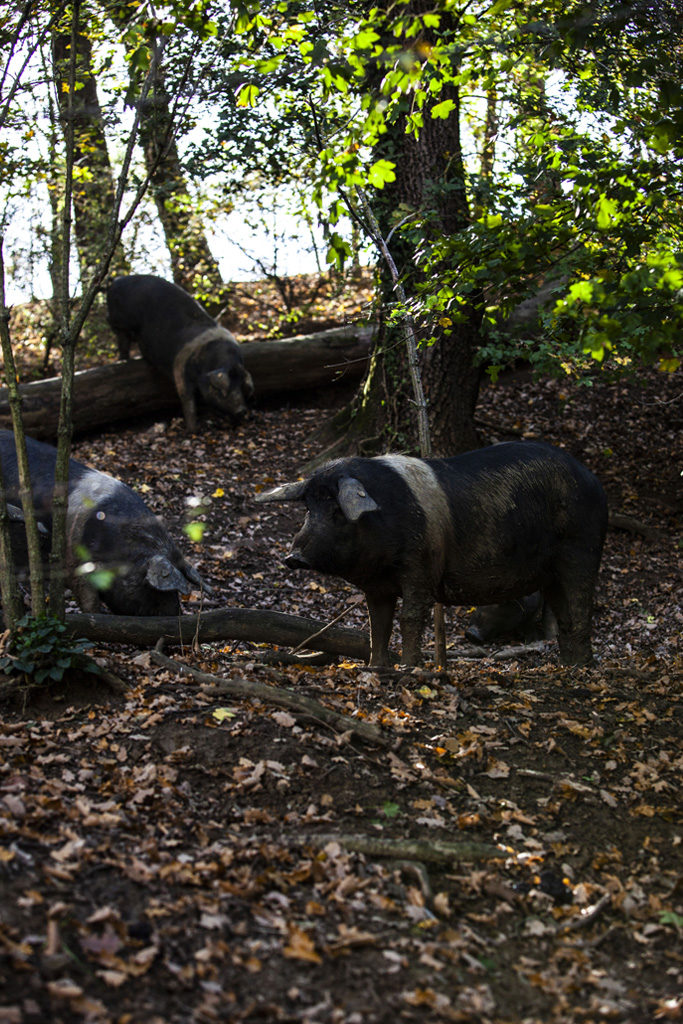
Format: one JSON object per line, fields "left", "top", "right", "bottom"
{"left": 136, "top": 44, "right": 230, "bottom": 313}
{"left": 0, "top": 238, "right": 46, "bottom": 621}
{"left": 481, "top": 87, "right": 498, "bottom": 184}
{"left": 51, "top": 20, "right": 129, "bottom": 283}
{"left": 48, "top": 1, "right": 82, "bottom": 619}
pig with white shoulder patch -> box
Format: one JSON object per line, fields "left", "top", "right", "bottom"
{"left": 256, "top": 441, "right": 608, "bottom": 667}
{"left": 107, "top": 274, "right": 254, "bottom": 432}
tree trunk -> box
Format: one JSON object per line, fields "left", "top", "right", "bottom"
{"left": 136, "top": 48, "right": 229, "bottom": 314}
{"left": 0, "top": 326, "right": 373, "bottom": 440}
{"left": 480, "top": 88, "right": 498, "bottom": 186}
{"left": 51, "top": 28, "right": 129, "bottom": 283}
{"left": 326, "top": 6, "right": 482, "bottom": 457}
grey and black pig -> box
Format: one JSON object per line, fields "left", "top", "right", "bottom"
{"left": 0, "top": 430, "right": 207, "bottom": 615}
{"left": 465, "top": 592, "right": 555, "bottom": 645}
{"left": 106, "top": 274, "right": 254, "bottom": 432}
{"left": 256, "top": 441, "right": 607, "bottom": 667}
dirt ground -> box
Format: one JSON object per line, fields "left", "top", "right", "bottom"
{"left": 0, "top": 284, "right": 681, "bottom": 1023}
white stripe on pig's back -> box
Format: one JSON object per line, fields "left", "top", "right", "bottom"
{"left": 377, "top": 455, "right": 452, "bottom": 574}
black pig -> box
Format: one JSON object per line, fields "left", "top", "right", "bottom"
{"left": 465, "top": 592, "right": 553, "bottom": 645}
{"left": 0, "top": 430, "right": 207, "bottom": 615}
{"left": 256, "top": 442, "right": 607, "bottom": 667}
{"left": 107, "top": 274, "right": 254, "bottom": 432}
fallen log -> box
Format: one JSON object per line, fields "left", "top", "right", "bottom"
{"left": 63, "top": 606, "right": 371, "bottom": 661}
{"left": 0, "top": 325, "right": 373, "bottom": 441}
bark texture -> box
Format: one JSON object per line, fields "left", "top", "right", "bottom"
{"left": 63, "top": 607, "right": 371, "bottom": 661}
{"left": 51, "top": 28, "right": 129, "bottom": 282}
{"left": 137, "top": 56, "right": 229, "bottom": 313}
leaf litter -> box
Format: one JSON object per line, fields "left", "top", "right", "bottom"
{"left": 0, "top": 319, "right": 681, "bottom": 1022}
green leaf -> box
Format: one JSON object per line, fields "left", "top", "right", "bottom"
{"left": 184, "top": 521, "right": 206, "bottom": 543}
{"left": 367, "top": 159, "right": 396, "bottom": 188}
{"left": 213, "top": 707, "right": 237, "bottom": 723}
{"left": 86, "top": 568, "right": 117, "bottom": 592}
{"left": 236, "top": 83, "right": 260, "bottom": 108}
{"left": 381, "top": 802, "right": 401, "bottom": 819}
{"left": 659, "top": 910, "right": 683, "bottom": 929}
{"left": 584, "top": 343, "right": 605, "bottom": 362}
{"left": 430, "top": 99, "right": 456, "bottom": 120}
{"left": 568, "top": 281, "right": 594, "bottom": 303}
{"left": 595, "top": 196, "right": 620, "bottom": 230}
{"left": 352, "top": 29, "right": 380, "bottom": 48}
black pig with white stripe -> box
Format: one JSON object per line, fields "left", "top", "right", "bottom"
{"left": 107, "top": 274, "right": 254, "bottom": 432}
{"left": 256, "top": 441, "right": 607, "bottom": 667}
{"left": 0, "top": 430, "right": 207, "bottom": 616}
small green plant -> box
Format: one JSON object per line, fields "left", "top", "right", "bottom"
{"left": 0, "top": 614, "right": 100, "bottom": 686}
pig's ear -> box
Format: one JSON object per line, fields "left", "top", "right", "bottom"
{"left": 6, "top": 502, "right": 48, "bottom": 535}
{"left": 177, "top": 556, "right": 213, "bottom": 595}
{"left": 207, "top": 368, "right": 230, "bottom": 395}
{"left": 255, "top": 480, "right": 307, "bottom": 503}
{"left": 337, "top": 477, "right": 379, "bottom": 521}
{"left": 146, "top": 554, "right": 196, "bottom": 595}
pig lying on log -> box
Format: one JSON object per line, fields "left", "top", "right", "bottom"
{"left": 107, "top": 274, "right": 254, "bottom": 432}
{"left": 256, "top": 441, "right": 608, "bottom": 667}
{"left": 0, "top": 430, "right": 207, "bottom": 615}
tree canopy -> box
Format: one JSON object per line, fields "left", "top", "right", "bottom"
{"left": 220, "top": 0, "right": 683, "bottom": 378}
{"left": 2, "top": 0, "right": 681, "bottom": 378}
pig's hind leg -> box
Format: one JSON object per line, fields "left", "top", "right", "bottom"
{"left": 112, "top": 326, "right": 135, "bottom": 360}
{"left": 544, "top": 556, "right": 599, "bottom": 666}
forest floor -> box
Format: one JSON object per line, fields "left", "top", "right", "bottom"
{"left": 0, "top": 274, "right": 681, "bottom": 1024}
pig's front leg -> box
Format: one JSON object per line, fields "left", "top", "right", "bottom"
{"left": 180, "top": 389, "right": 198, "bottom": 433}
{"left": 114, "top": 329, "right": 134, "bottom": 360}
{"left": 365, "top": 593, "right": 397, "bottom": 667}
{"left": 399, "top": 590, "right": 432, "bottom": 665}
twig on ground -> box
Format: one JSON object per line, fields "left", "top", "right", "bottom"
{"left": 289, "top": 595, "right": 364, "bottom": 656}
{"left": 394, "top": 860, "right": 434, "bottom": 903}
{"left": 312, "top": 834, "right": 502, "bottom": 864}
{"left": 149, "top": 649, "right": 394, "bottom": 748}
{"left": 96, "top": 666, "right": 130, "bottom": 695}
{"left": 560, "top": 893, "right": 612, "bottom": 934}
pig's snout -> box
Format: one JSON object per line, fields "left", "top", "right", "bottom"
{"left": 464, "top": 624, "right": 485, "bottom": 645}
{"left": 284, "top": 550, "right": 310, "bottom": 570}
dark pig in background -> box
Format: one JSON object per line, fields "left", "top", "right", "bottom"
{"left": 0, "top": 430, "right": 207, "bottom": 615}
{"left": 465, "top": 591, "right": 556, "bottom": 645}
{"left": 256, "top": 441, "right": 607, "bottom": 667}
{"left": 107, "top": 274, "right": 254, "bottom": 432}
